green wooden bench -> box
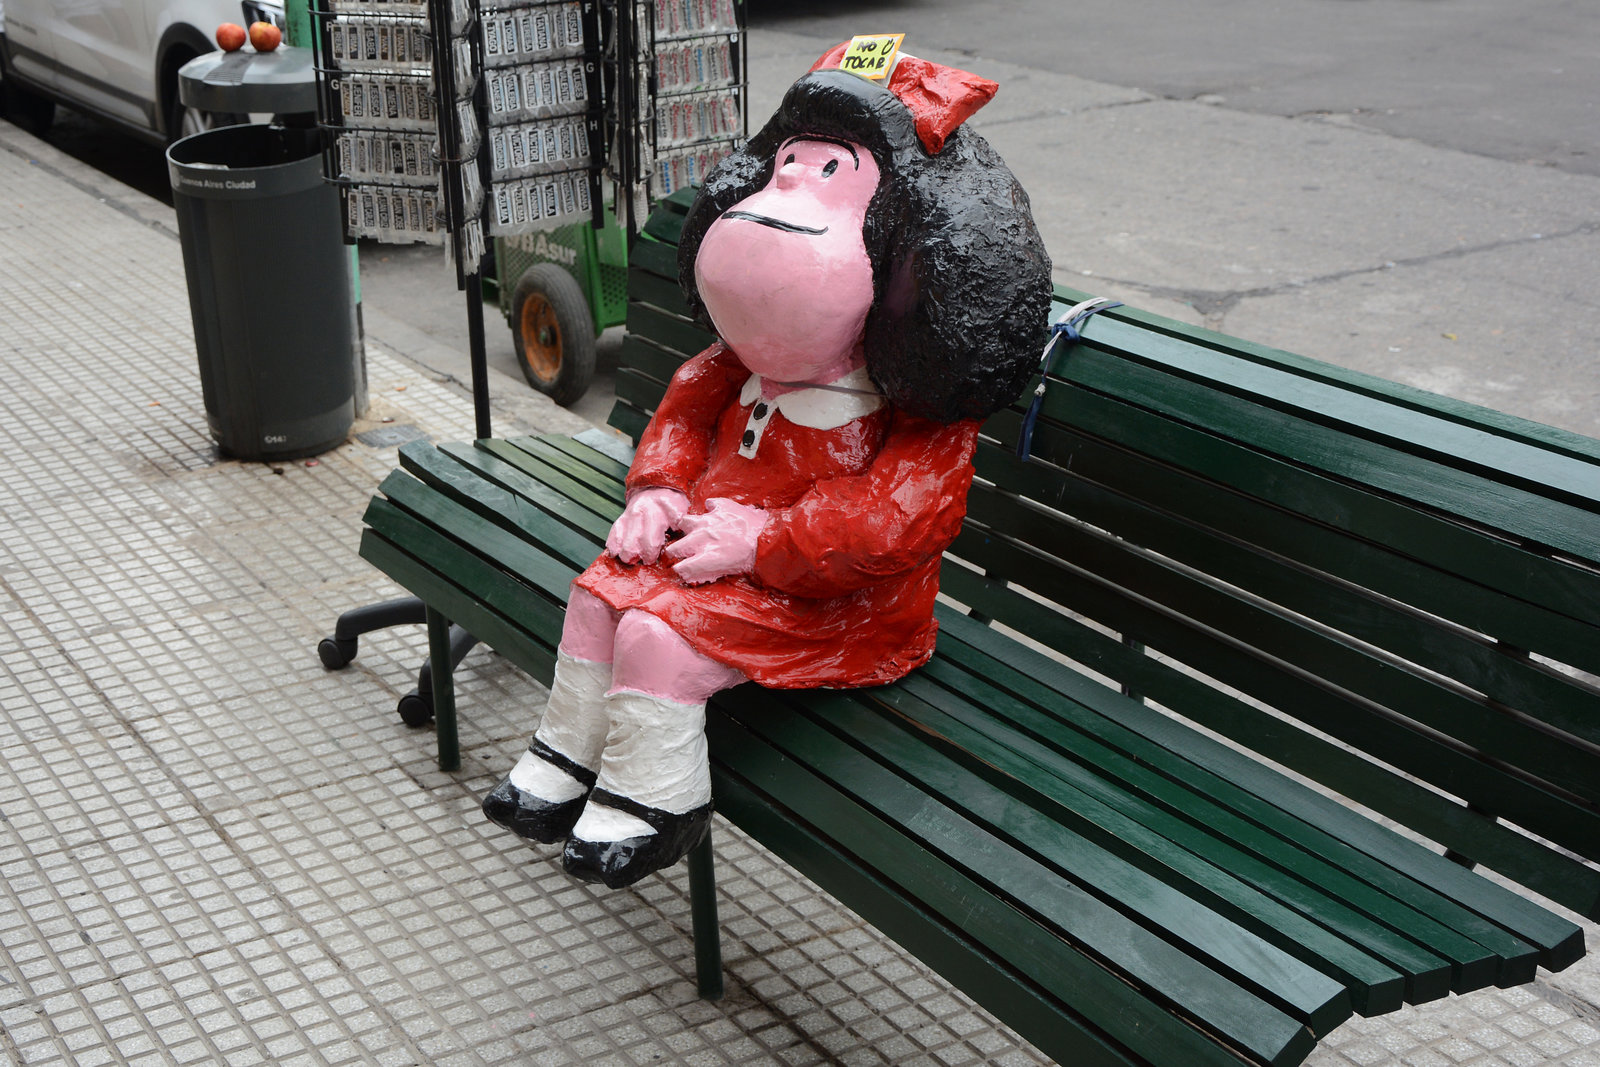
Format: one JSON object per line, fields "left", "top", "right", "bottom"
{"left": 351, "top": 190, "right": 1599, "bottom": 1067}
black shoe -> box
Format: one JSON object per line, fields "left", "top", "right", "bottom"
{"left": 561, "top": 789, "right": 713, "bottom": 889}
{"left": 482, "top": 740, "right": 598, "bottom": 844}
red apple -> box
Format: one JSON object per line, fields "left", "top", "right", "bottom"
{"left": 215, "top": 23, "right": 246, "bottom": 52}
{"left": 248, "top": 21, "right": 282, "bottom": 52}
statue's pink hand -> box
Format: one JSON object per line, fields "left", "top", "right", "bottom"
{"left": 665, "top": 498, "right": 769, "bottom": 585}
{"left": 606, "top": 487, "right": 691, "bottom": 564}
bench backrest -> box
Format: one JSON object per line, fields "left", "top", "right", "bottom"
{"left": 616, "top": 192, "right": 1600, "bottom": 923}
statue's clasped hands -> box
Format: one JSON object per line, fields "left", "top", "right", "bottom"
{"left": 606, "top": 487, "right": 767, "bottom": 585}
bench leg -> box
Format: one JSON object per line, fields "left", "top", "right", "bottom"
{"left": 688, "top": 825, "right": 724, "bottom": 1000}
{"left": 425, "top": 606, "right": 461, "bottom": 771}
{"left": 399, "top": 625, "right": 480, "bottom": 727}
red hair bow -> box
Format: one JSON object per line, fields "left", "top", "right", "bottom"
{"left": 810, "top": 43, "right": 998, "bottom": 155}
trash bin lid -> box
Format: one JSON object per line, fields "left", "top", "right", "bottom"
{"left": 179, "top": 47, "right": 317, "bottom": 116}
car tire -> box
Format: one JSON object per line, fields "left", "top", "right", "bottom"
{"left": 511, "top": 264, "right": 597, "bottom": 408}
{"left": 173, "top": 101, "right": 246, "bottom": 142}
{"left": 161, "top": 46, "right": 243, "bottom": 144}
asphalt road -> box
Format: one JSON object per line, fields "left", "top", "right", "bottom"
{"left": 758, "top": 0, "right": 1598, "bottom": 176}
{"left": 10, "top": 0, "right": 1597, "bottom": 434}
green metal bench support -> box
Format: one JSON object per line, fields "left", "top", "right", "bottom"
{"left": 425, "top": 606, "right": 461, "bottom": 772}
{"left": 687, "top": 830, "right": 724, "bottom": 1001}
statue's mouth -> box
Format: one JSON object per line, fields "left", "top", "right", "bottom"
{"left": 721, "top": 210, "right": 828, "bottom": 236}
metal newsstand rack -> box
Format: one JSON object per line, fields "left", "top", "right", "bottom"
{"left": 306, "top": 0, "right": 746, "bottom": 418}
{"left": 311, "top": 0, "right": 748, "bottom": 732}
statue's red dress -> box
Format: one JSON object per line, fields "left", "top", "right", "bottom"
{"left": 575, "top": 342, "right": 982, "bottom": 688}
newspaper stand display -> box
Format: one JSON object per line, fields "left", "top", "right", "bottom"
{"left": 307, "top": 0, "right": 746, "bottom": 411}
{"left": 311, "top": 0, "right": 746, "bottom": 727}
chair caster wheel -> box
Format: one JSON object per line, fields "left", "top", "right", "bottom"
{"left": 319, "top": 636, "right": 358, "bottom": 670}
{"left": 397, "top": 690, "right": 434, "bottom": 727}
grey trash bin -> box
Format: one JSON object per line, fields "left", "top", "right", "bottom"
{"left": 168, "top": 122, "right": 356, "bottom": 461}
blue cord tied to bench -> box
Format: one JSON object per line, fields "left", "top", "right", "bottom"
{"left": 1015, "top": 297, "right": 1124, "bottom": 461}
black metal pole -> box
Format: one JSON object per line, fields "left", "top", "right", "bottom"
{"left": 424, "top": 0, "right": 491, "bottom": 439}
{"left": 466, "top": 258, "right": 491, "bottom": 440}
{"left": 618, "top": 0, "right": 635, "bottom": 238}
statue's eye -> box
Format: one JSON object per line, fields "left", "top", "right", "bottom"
{"left": 821, "top": 158, "right": 839, "bottom": 177}
{"left": 784, "top": 153, "right": 796, "bottom": 166}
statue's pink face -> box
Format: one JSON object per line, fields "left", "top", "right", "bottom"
{"left": 694, "top": 138, "right": 881, "bottom": 385}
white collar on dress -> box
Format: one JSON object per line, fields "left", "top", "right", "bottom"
{"left": 738, "top": 366, "right": 885, "bottom": 430}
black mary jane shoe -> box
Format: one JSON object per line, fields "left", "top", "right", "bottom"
{"left": 482, "top": 740, "right": 598, "bottom": 844}
{"left": 561, "top": 789, "right": 713, "bottom": 889}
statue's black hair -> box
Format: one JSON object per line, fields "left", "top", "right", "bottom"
{"left": 677, "top": 69, "right": 1053, "bottom": 424}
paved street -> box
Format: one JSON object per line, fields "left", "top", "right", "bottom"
{"left": 759, "top": 0, "right": 1600, "bottom": 176}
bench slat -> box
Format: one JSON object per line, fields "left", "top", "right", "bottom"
{"left": 626, "top": 267, "right": 698, "bottom": 322}
{"left": 618, "top": 333, "right": 693, "bottom": 390}
{"left": 640, "top": 188, "right": 695, "bottom": 244}
{"left": 991, "top": 388, "right": 1600, "bottom": 635}
{"left": 938, "top": 562, "right": 1600, "bottom": 929}
{"left": 950, "top": 519, "right": 1600, "bottom": 880}
{"left": 626, "top": 300, "right": 717, "bottom": 360}
{"left": 738, "top": 689, "right": 1325, "bottom": 1065}
{"left": 774, "top": 687, "right": 1357, "bottom": 1035}
{"left": 627, "top": 238, "right": 681, "bottom": 288}
{"left": 970, "top": 436, "right": 1600, "bottom": 742}
{"left": 398, "top": 441, "right": 610, "bottom": 554}
{"left": 472, "top": 439, "right": 624, "bottom": 521}
{"left": 606, "top": 396, "right": 652, "bottom": 443}
{"left": 963, "top": 478, "right": 1600, "bottom": 812}
{"left": 428, "top": 442, "right": 614, "bottom": 549}
{"left": 502, "top": 436, "right": 628, "bottom": 506}
{"left": 1077, "top": 317, "right": 1600, "bottom": 508}
{"left": 884, "top": 664, "right": 1455, "bottom": 1006}
{"left": 615, "top": 364, "right": 675, "bottom": 418}
{"left": 1054, "top": 347, "right": 1600, "bottom": 585}
{"left": 903, "top": 638, "right": 1537, "bottom": 992}
{"left": 933, "top": 575, "right": 1591, "bottom": 957}
{"left": 358, "top": 512, "right": 561, "bottom": 677}
{"left": 708, "top": 703, "right": 1311, "bottom": 1067}
{"left": 536, "top": 433, "right": 633, "bottom": 483}
{"left": 372, "top": 479, "right": 580, "bottom": 607}
{"left": 1052, "top": 287, "right": 1600, "bottom": 467}
{"left": 709, "top": 762, "right": 1151, "bottom": 1067}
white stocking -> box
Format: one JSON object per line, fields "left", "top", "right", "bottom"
{"left": 572, "top": 691, "right": 710, "bottom": 841}
{"left": 507, "top": 652, "right": 611, "bottom": 802}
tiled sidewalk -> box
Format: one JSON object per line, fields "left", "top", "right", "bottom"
{"left": 1, "top": 121, "right": 1596, "bottom": 1067}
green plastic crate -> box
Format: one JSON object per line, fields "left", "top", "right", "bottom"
{"left": 491, "top": 207, "right": 629, "bottom": 335}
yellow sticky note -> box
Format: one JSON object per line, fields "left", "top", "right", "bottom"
{"left": 839, "top": 33, "right": 905, "bottom": 81}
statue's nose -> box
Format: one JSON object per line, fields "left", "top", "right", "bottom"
{"left": 774, "top": 160, "right": 806, "bottom": 190}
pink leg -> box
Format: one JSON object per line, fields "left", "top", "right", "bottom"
{"left": 609, "top": 610, "right": 745, "bottom": 704}
{"left": 560, "top": 586, "right": 621, "bottom": 662}
{"left": 569, "top": 610, "right": 741, "bottom": 840}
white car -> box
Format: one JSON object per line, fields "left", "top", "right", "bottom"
{"left": 0, "top": 0, "right": 285, "bottom": 142}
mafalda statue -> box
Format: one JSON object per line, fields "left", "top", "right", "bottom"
{"left": 483, "top": 44, "right": 1053, "bottom": 888}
